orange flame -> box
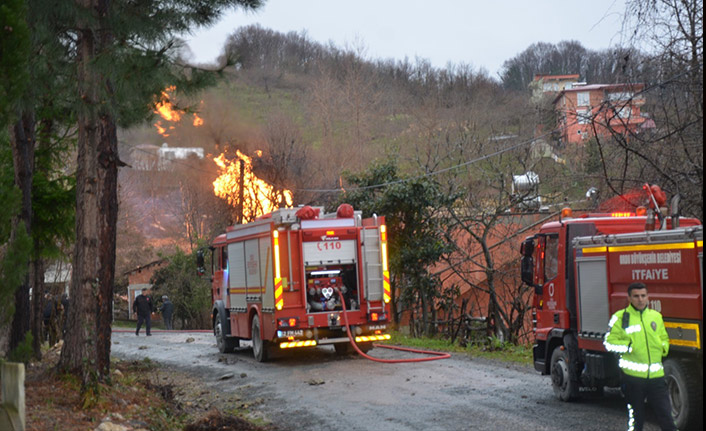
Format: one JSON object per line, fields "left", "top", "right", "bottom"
{"left": 155, "top": 122, "right": 168, "bottom": 137}
{"left": 193, "top": 113, "right": 204, "bottom": 127}
{"left": 154, "top": 86, "right": 181, "bottom": 122}
{"left": 213, "top": 150, "right": 293, "bottom": 222}
{"left": 153, "top": 86, "right": 204, "bottom": 135}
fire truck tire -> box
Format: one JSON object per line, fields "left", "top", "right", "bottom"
{"left": 251, "top": 315, "right": 271, "bottom": 362}
{"left": 550, "top": 347, "right": 578, "bottom": 402}
{"left": 215, "top": 317, "right": 239, "bottom": 353}
{"left": 664, "top": 359, "right": 702, "bottom": 431}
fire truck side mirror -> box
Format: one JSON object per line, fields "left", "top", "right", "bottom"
{"left": 520, "top": 238, "right": 534, "bottom": 257}
{"left": 521, "top": 255, "right": 534, "bottom": 287}
{"left": 520, "top": 238, "right": 535, "bottom": 287}
{"left": 196, "top": 249, "right": 206, "bottom": 276}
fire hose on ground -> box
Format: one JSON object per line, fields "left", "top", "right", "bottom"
{"left": 336, "top": 289, "right": 450, "bottom": 363}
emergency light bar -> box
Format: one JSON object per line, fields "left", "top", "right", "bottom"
{"left": 610, "top": 212, "right": 635, "bottom": 217}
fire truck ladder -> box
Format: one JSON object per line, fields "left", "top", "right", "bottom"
{"left": 362, "top": 226, "right": 384, "bottom": 312}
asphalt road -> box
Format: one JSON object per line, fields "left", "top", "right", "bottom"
{"left": 111, "top": 329, "right": 665, "bottom": 431}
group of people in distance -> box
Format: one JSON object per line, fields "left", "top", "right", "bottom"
{"left": 132, "top": 288, "right": 174, "bottom": 336}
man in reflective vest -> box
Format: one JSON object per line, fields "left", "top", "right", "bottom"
{"left": 604, "top": 282, "right": 676, "bottom": 431}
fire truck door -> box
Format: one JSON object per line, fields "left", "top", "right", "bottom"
{"left": 363, "top": 227, "right": 383, "bottom": 302}
{"left": 228, "top": 242, "right": 247, "bottom": 310}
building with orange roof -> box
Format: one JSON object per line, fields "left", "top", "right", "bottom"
{"left": 553, "top": 82, "right": 654, "bottom": 145}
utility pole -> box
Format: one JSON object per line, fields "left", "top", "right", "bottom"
{"left": 236, "top": 158, "right": 245, "bottom": 224}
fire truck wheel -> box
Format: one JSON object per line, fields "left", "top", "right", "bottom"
{"left": 215, "top": 317, "right": 239, "bottom": 353}
{"left": 251, "top": 315, "right": 271, "bottom": 362}
{"left": 550, "top": 347, "right": 578, "bottom": 402}
{"left": 664, "top": 359, "right": 702, "bottom": 431}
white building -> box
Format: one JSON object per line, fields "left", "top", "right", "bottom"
{"left": 157, "top": 143, "right": 204, "bottom": 170}
{"left": 130, "top": 143, "right": 204, "bottom": 171}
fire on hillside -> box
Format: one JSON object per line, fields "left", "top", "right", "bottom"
{"left": 150, "top": 86, "right": 293, "bottom": 222}
{"left": 212, "top": 150, "right": 293, "bottom": 223}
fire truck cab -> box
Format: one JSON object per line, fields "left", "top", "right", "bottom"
{"left": 207, "top": 205, "right": 391, "bottom": 362}
{"left": 521, "top": 206, "right": 702, "bottom": 430}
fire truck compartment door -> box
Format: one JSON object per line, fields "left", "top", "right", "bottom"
{"left": 260, "top": 236, "right": 274, "bottom": 309}
{"left": 363, "top": 228, "right": 383, "bottom": 302}
{"left": 244, "top": 239, "right": 262, "bottom": 299}
{"left": 303, "top": 239, "right": 356, "bottom": 265}
{"left": 576, "top": 256, "right": 609, "bottom": 336}
{"left": 228, "top": 242, "right": 247, "bottom": 309}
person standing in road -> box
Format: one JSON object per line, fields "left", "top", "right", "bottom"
{"left": 133, "top": 288, "right": 154, "bottom": 336}
{"left": 42, "top": 293, "right": 59, "bottom": 343}
{"left": 159, "top": 295, "right": 175, "bottom": 330}
{"left": 604, "top": 282, "right": 676, "bottom": 431}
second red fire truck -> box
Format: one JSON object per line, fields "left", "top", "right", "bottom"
{"left": 521, "top": 190, "right": 702, "bottom": 430}
{"left": 204, "top": 204, "right": 391, "bottom": 362}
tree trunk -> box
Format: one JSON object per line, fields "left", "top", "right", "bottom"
{"left": 59, "top": 22, "right": 101, "bottom": 376}
{"left": 59, "top": 0, "right": 118, "bottom": 384}
{"left": 420, "top": 289, "right": 429, "bottom": 336}
{"left": 60, "top": 0, "right": 101, "bottom": 382}
{"left": 8, "top": 112, "right": 35, "bottom": 353}
{"left": 96, "top": 112, "right": 118, "bottom": 378}
{"left": 30, "top": 257, "right": 44, "bottom": 359}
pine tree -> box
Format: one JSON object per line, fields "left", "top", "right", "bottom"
{"left": 54, "top": 0, "right": 262, "bottom": 387}
{"left": 0, "top": 0, "right": 32, "bottom": 356}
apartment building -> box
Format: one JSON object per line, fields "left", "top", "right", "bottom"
{"left": 553, "top": 82, "right": 654, "bottom": 145}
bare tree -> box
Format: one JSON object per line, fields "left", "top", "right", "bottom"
{"left": 175, "top": 157, "right": 231, "bottom": 251}
{"left": 252, "top": 116, "right": 304, "bottom": 204}
{"left": 591, "top": 0, "right": 703, "bottom": 219}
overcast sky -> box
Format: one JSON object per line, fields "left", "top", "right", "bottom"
{"left": 184, "top": 0, "right": 628, "bottom": 77}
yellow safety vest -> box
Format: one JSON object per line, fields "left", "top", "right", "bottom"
{"left": 604, "top": 304, "right": 669, "bottom": 378}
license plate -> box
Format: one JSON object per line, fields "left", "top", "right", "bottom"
{"left": 278, "top": 330, "right": 303, "bottom": 337}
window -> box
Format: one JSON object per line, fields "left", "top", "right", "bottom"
{"left": 544, "top": 82, "right": 559, "bottom": 92}
{"left": 210, "top": 248, "right": 216, "bottom": 274}
{"left": 544, "top": 236, "right": 559, "bottom": 281}
{"left": 617, "top": 106, "right": 632, "bottom": 119}
{"left": 576, "top": 108, "right": 591, "bottom": 124}
{"left": 221, "top": 247, "right": 228, "bottom": 270}
{"left": 576, "top": 92, "right": 590, "bottom": 106}
{"left": 607, "top": 91, "right": 632, "bottom": 102}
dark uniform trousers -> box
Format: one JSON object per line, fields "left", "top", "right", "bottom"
{"left": 623, "top": 373, "right": 677, "bottom": 431}
{"left": 136, "top": 313, "right": 151, "bottom": 336}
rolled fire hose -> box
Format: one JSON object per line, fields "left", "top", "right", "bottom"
{"left": 336, "top": 289, "right": 450, "bottom": 363}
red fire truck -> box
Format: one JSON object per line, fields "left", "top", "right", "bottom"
{"left": 205, "top": 204, "right": 391, "bottom": 362}
{"left": 520, "top": 201, "right": 702, "bottom": 430}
